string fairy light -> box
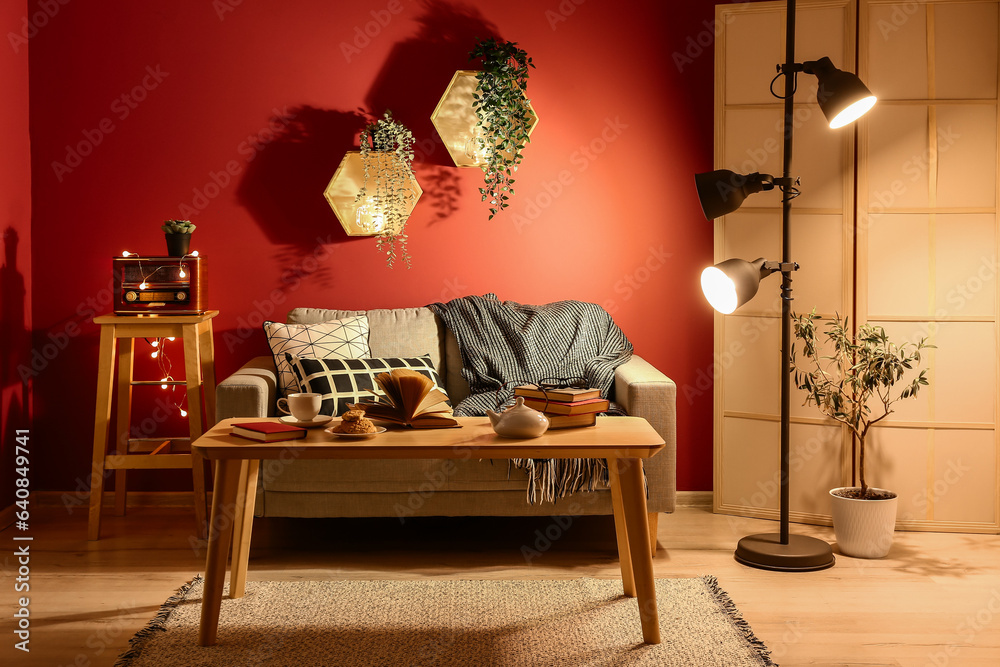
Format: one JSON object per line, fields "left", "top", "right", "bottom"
{"left": 143, "top": 337, "right": 189, "bottom": 417}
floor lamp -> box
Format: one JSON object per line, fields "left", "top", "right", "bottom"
{"left": 695, "top": 0, "right": 876, "bottom": 572}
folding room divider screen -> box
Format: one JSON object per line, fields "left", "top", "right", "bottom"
{"left": 712, "top": 0, "right": 1000, "bottom": 533}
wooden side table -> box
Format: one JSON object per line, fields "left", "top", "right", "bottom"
{"left": 88, "top": 311, "right": 219, "bottom": 540}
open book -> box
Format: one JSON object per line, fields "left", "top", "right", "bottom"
{"left": 356, "top": 368, "right": 460, "bottom": 429}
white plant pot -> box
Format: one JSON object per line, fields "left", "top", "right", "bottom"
{"left": 829, "top": 487, "right": 898, "bottom": 558}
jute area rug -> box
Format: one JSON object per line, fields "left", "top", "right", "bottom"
{"left": 115, "top": 576, "right": 776, "bottom": 667}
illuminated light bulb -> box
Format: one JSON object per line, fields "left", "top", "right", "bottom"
{"left": 180, "top": 409, "right": 188, "bottom": 417}
{"left": 161, "top": 383, "right": 168, "bottom": 389}
{"left": 355, "top": 195, "right": 387, "bottom": 234}
{"left": 829, "top": 95, "right": 877, "bottom": 129}
{"left": 122, "top": 250, "right": 131, "bottom": 257}
{"left": 700, "top": 267, "right": 739, "bottom": 315}
{"left": 139, "top": 282, "right": 148, "bottom": 290}
{"left": 151, "top": 351, "right": 159, "bottom": 359}
{"left": 151, "top": 340, "right": 159, "bottom": 347}
{"left": 167, "top": 337, "right": 175, "bottom": 341}
{"left": 191, "top": 250, "right": 199, "bottom": 257}
{"left": 178, "top": 267, "right": 186, "bottom": 278}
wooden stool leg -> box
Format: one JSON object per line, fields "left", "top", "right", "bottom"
{"left": 191, "top": 451, "right": 208, "bottom": 540}
{"left": 608, "top": 460, "right": 635, "bottom": 597}
{"left": 113, "top": 339, "right": 133, "bottom": 516}
{"left": 229, "top": 460, "right": 259, "bottom": 599}
{"left": 615, "top": 457, "right": 661, "bottom": 645}
{"left": 183, "top": 324, "right": 208, "bottom": 537}
{"left": 89, "top": 326, "right": 117, "bottom": 540}
{"left": 199, "top": 321, "right": 217, "bottom": 426}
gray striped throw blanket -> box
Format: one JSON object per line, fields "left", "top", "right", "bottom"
{"left": 426, "top": 294, "right": 633, "bottom": 504}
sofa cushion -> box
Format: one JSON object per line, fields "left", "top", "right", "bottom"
{"left": 288, "top": 354, "right": 448, "bottom": 417}
{"left": 264, "top": 316, "right": 370, "bottom": 395}
{"left": 288, "top": 307, "right": 446, "bottom": 376}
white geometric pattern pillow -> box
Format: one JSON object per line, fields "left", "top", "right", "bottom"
{"left": 287, "top": 354, "right": 449, "bottom": 417}
{"left": 263, "top": 316, "right": 370, "bottom": 396}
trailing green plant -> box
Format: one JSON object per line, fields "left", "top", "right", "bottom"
{"left": 469, "top": 38, "right": 534, "bottom": 220}
{"left": 791, "top": 309, "right": 933, "bottom": 499}
{"left": 356, "top": 110, "right": 417, "bottom": 268}
{"left": 161, "top": 219, "right": 196, "bottom": 234}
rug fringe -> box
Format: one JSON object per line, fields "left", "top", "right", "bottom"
{"left": 113, "top": 575, "right": 202, "bottom": 667}
{"left": 702, "top": 575, "right": 779, "bottom": 667}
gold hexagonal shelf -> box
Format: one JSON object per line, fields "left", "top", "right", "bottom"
{"left": 323, "top": 152, "right": 422, "bottom": 236}
{"left": 430, "top": 69, "right": 539, "bottom": 168}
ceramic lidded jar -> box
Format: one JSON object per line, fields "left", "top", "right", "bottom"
{"left": 486, "top": 396, "right": 550, "bottom": 438}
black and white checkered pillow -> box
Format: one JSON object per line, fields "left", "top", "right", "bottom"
{"left": 286, "top": 354, "right": 450, "bottom": 417}
{"left": 264, "top": 316, "right": 370, "bottom": 396}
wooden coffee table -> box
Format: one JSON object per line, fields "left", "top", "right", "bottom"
{"left": 192, "top": 416, "right": 665, "bottom": 646}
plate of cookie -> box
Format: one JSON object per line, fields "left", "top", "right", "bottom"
{"left": 328, "top": 426, "right": 387, "bottom": 438}
{"left": 326, "top": 408, "right": 386, "bottom": 438}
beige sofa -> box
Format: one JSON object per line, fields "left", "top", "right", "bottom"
{"left": 215, "top": 306, "right": 677, "bottom": 519}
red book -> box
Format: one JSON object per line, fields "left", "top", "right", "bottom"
{"left": 231, "top": 421, "right": 307, "bottom": 442}
{"left": 521, "top": 397, "right": 610, "bottom": 415}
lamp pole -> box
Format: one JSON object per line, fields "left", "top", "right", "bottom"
{"left": 778, "top": 0, "right": 797, "bottom": 547}
{"left": 731, "top": 0, "right": 835, "bottom": 571}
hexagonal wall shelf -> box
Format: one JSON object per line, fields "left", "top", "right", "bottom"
{"left": 323, "top": 152, "right": 422, "bottom": 236}
{"left": 430, "top": 70, "right": 539, "bottom": 168}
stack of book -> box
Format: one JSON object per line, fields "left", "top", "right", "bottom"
{"left": 513, "top": 385, "right": 609, "bottom": 429}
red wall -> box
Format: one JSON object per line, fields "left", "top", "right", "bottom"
{"left": 2, "top": 0, "right": 32, "bottom": 513}
{"left": 28, "top": 0, "right": 719, "bottom": 493}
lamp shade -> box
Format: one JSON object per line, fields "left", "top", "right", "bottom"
{"left": 694, "top": 171, "right": 774, "bottom": 220}
{"left": 804, "top": 57, "right": 877, "bottom": 129}
{"left": 701, "top": 257, "right": 771, "bottom": 314}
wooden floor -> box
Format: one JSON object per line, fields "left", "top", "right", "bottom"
{"left": 3, "top": 502, "right": 999, "bottom": 666}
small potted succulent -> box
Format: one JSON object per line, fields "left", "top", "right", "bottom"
{"left": 469, "top": 38, "right": 535, "bottom": 220}
{"left": 356, "top": 110, "right": 417, "bottom": 268}
{"left": 791, "top": 309, "right": 932, "bottom": 558}
{"left": 161, "top": 219, "right": 196, "bottom": 257}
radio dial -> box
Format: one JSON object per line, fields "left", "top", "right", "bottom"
{"left": 176, "top": 291, "right": 187, "bottom": 301}
{"left": 125, "top": 291, "right": 138, "bottom": 302}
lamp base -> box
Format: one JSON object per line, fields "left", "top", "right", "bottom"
{"left": 735, "top": 532, "right": 835, "bottom": 572}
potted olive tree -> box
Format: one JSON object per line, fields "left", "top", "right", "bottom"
{"left": 356, "top": 110, "right": 417, "bottom": 268}
{"left": 161, "top": 219, "right": 196, "bottom": 257}
{"left": 469, "top": 38, "right": 535, "bottom": 220}
{"left": 791, "top": 309, "right": 932, "bottom": 558}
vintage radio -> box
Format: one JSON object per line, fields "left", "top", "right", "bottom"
{"left": 113, "top": 256, "right": 205, "bottom": 315}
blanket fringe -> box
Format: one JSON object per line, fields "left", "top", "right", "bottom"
{"left": 702, "top": 575, "right": 779, "bottom": 667}
{"left": 113, "top": 575, "right": 202, "bottom": 667}
{"left": 510, "top": 457, "right": 611, "bottom": 504}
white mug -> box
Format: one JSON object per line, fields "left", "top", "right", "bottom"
{"left": 276, "top": 392, "right": 322, "bottom": 421}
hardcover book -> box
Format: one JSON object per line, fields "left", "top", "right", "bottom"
{"left": 521, "top": 397, "right": 610, "bottom": 416}
{"left": 357, "top": 369, "right": 459, "bottom": 428}
{"left": 231, "top": 421, "right": 307, "bottom": 442}
{"left": 513, "top": 385, "right": 601, "bottom": 402}
{"left": 545, "top": 413, "right": 598, "bottom": 429}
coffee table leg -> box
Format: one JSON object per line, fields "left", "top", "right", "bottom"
{"left": 614, "top": 457, "right": 661, "bottom": 645}
{"left": 608, "top": 460, "right": 635, "bottom": 597}
{"left": 199, "top": 458, "right": 241, "bottom": 646}
{"left": 229, "top": 460, "right": 259, "bottom": 599}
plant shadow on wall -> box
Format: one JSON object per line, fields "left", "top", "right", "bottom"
{"left": 236, "top": 107, "right": 367, "bottom": 285}
{"left": 365, "top": 0, "right": 501, "bottom": 223}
